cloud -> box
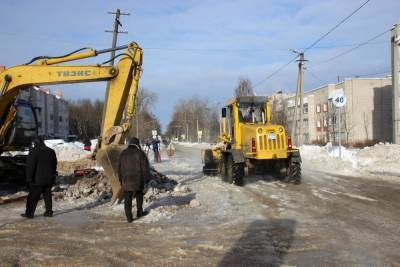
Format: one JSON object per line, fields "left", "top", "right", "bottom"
{"left": 0, "top": 0, "right": 398, "bottom": 128}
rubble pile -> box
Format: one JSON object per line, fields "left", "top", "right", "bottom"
{"left": 53, "top": 167, "right": 181, "bottom": 204}
{"left": 53, "top": 171, "right": 112, "bottom": 201}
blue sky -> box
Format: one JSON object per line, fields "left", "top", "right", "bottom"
{"left": 0, "top": 0, "right": 399, "bottom": 129}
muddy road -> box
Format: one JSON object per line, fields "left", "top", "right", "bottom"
{"left": 0, "top": 144, "right": 399, "bottom": 266}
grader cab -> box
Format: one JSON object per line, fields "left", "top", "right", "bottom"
{"left": 202, "top": 96, "right": 301, "bottom": 185}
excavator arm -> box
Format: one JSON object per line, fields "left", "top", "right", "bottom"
{"left": 0, "top": 42, "right": 143, "bottom": 202}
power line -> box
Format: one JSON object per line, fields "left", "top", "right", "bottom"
{"left": 253, "top": 55, "right": 299, "bottom": 88}
{"left": 253, "top": 0, "right": 371, "bottom": 88}
{"left": 304, "top": 0, "right": 371, "bottom": 52}
{"left": 305, "top": 68, "right": 327, "bottom": 84}
{"left": 0, "top": 31, "right": 388, "bottom": 53}
{"left": 317, "top": 29, "right": 390, "bottom": 64}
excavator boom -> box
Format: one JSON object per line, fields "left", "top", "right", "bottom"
{"left": 0, "top": 42, "right": 143, "bottom": 202}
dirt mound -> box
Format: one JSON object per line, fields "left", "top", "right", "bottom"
{"left": 53, "top": 167, "right": 179, "bottom": 203}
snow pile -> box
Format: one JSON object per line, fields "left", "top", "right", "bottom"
{"left": 355, "top": 143, "right": 400, "bottom": 175}
{"left": 176, "top": 142, "right": 211, "bottom": 149}
{"left": 300, "top": 143, "right": 400, "bottom": 177}
{"left": 45, "top": 139, "right": 93, "bottom": 162}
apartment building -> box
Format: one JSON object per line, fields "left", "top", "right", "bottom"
{"left": 18, "top": 87, "right": 69, "bottom": 139}
{"left": 286, "top": 77, "right": 392, "bottom": 145}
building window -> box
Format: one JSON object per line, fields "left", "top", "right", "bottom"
{"left": 328, "top": 100, "right": 334, "bottom": 109}
{"left": 303, "top": 103, "right": 308, "bottom": 114}
{"left": 316, "top": 120, "right": 321, "bottom": 131}
{"left": 303, "top": 119, "right": 309, "bottom": 128}
{"left": 50, "top": 114, "right": 53, "bottom": 121}
{"left": 316, "top": 104, "right": 321, "bottom": 113}
{"left": 323, "top": 118, "right": 328, "bottom": 127}
{"left": 332, "top": 115, "right": 337, "bottom": 125}
{"left": 59, "top": 116, "right": 63, "bottom": 122}
{"left": 323, "top": 103, "right": 328, "bottom": 112}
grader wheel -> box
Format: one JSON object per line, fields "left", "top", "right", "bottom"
{"left": 286, "top": 158, "right": 301, "bottom": 184}
{"left": 224, "top": 154, "right": 244, "bottom": 186}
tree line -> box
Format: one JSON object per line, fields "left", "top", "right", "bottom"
{"left": 165, "top": 97, "right": 220, "bottom": 143}
{"left": 68, "top": 88, "right": 161, "bottom": 142}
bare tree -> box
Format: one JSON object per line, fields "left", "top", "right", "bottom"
{"left": 234, "top": 77, "right": 254, "bottom": 97}
{"left": 343, "top": 109, "right": 355, "bottom": 145}
{"left": 128, "top": 88, "right": 161, "bottom": 141}
{"left": 166, "top": 96, "right": 220, "bottom": 142}
{"left": 68, "top": 88, "right": 161, "bottom": 142}
{"left": 69, "top": 99, "right": 104, "bottom": 139}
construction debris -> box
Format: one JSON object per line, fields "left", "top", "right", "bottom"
{"left": 53, "top": 166, "right": 179, "bottom": 203}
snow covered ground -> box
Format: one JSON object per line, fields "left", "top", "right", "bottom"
{"left": 1, "top": 143, "right": 400, "bottom": 266}
{"left": 44, "top": 139, "right": 97, "bottom": 162}
{"left": 174, "top": 141, "right": 212, "bottom": 149}
{"left": 300, "top": 143, "right": 400, "bottom": 180}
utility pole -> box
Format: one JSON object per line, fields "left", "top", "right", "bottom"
{"left": 392, "top": 20, "right": 400, "bottom": 144}
{"left": 105, "top": 9, "right": 130, "bottom": 65}
{"left": 291, "top": 51, "right": 306, "bottom": 146}
{"left": 101, "top": 9, "right": 130, "bottom": 136}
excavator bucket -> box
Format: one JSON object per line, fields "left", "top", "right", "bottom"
{"left": 96, "top": 144, "right": 126, "bottom": 203}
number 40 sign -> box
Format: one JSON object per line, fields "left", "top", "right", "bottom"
{"left": 332, "top": 91, "right": 347, "bottom": 108}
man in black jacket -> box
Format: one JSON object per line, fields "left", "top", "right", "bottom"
{"left": 22, "top": 137, "right": 57, "bottom": 218}
{"left": 118, "top": 137, "right": 150, "bottom": 223}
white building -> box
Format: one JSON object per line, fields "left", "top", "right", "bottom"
{"left": 18, "top": 87, "right": 69, "bottom": 139}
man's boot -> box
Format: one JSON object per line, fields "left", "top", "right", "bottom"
{"left": 43, "top": 211, "right": 53, "bottom": 217}
{"left": 136, "top": 191, "right": 148, "bottom": 218}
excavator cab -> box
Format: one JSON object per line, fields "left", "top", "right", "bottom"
{"left": 4, "top": 99, "right": 38, "bottom": 149}
{"left": 0, "top": 98, "right": 38, "bottom": 183}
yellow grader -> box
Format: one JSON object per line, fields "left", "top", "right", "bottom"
{"left": 201, "top": 96, "right": 301, "bottom": 185}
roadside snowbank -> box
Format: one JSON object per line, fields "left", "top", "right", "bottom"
{"left": 300, "top": 143, "right": 400, "bottom": 177}
{"left": 176, "top": 142, "right": 211, "bottom": 149}
{"left": 45, "top": 139, "right": 96, "bottom": 162}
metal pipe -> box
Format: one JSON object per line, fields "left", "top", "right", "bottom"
{"left": 96, "top": 44, "right": 129, "bottom": 55}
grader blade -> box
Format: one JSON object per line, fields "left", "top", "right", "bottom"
{"left": 96, "top": 144, "right": 126, "bottom": 203}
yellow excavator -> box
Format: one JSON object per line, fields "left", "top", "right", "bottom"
{"left": 0, "top": 42, "right": 143, "bottom": 202}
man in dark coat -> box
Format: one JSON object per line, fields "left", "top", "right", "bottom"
{"left": 118, "top": 137, "right": 150, "bottom": 222}
{"left": 22, "top": 137, "right": 57, "bottom": 218}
